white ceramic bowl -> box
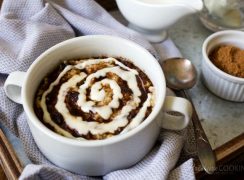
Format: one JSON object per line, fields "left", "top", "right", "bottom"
{"left": 14, "top": 35, "right": 165, "bottom": 175}
{"left": 4, "top": 35, "right": 192, "bottom": 176}
{"left": 202, "top": 30, "right": 244, "bottom": 102}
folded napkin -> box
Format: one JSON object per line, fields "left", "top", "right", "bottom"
{"left": 0, "top": 0, "right": 195, "bottom": 179}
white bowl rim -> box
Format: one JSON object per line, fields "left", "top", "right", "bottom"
{"left": 23, "top": 35, "right": 166, "bottom": 147}
{"left": 202, "top": 30, "right": 244, "bottom": 84}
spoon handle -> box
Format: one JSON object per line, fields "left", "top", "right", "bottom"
{"left": 175, "top": 90, "right": 216, "bottom": 174}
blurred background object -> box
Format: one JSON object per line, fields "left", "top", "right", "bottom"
{"left": 200, "top": 0, "right": 244, "bottom": 31}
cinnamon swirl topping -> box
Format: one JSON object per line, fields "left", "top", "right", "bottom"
{"left": 34, "top": 57, "right": 155, "bottom": 140}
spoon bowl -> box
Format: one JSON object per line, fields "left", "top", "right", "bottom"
{"left": 161, "top": 57, "right": 197, "bottom": 90}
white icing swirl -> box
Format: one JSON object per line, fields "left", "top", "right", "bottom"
{"left": 39, "top": 57, "right": 155, "bottom": 140}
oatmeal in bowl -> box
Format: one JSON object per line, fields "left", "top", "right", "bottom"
{"left": 34, "top": 57, "right": 155, "bottom": 140}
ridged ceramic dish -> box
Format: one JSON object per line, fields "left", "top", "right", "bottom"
{"left": 202, "top": 30, "right": 244, "bottom": 102}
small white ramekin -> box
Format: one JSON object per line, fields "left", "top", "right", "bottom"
{"left": 202, "top": 30, "right": 244, "bottom": 102}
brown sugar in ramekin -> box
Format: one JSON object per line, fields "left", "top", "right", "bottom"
{"left": 209, "top": 45, "right": 244, "bottom": 78}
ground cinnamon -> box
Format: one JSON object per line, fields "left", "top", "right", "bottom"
{"left": 209, "top": 45, "right": 244, "bottom": 78}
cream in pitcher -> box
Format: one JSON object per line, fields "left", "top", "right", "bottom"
{"left": 116, "top": 0, "right": 203, "bottom": 42}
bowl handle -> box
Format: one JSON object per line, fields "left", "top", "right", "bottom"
{"left": 4, "top": 71, "right": 26, "bottom": 104}
{"left": 162, "top": 96, "right": 192, "bottom": 130}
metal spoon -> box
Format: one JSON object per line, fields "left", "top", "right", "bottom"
{"left": 161, "top": 57, "right": 197, "bottom": 90}
{"left": 161, "top": 57, "right": 216, "bottom": 174}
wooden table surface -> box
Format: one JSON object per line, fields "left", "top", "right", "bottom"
{"left": 0, "top": 0, "right": 243, "bottom": 179}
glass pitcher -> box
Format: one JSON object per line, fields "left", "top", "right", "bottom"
{"left": 200, "top": 0, "right": 244, "bottom": 31}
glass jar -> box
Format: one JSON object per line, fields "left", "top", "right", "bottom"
{"left": 200, "top": 0, "right": 244, "bottom": 31}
